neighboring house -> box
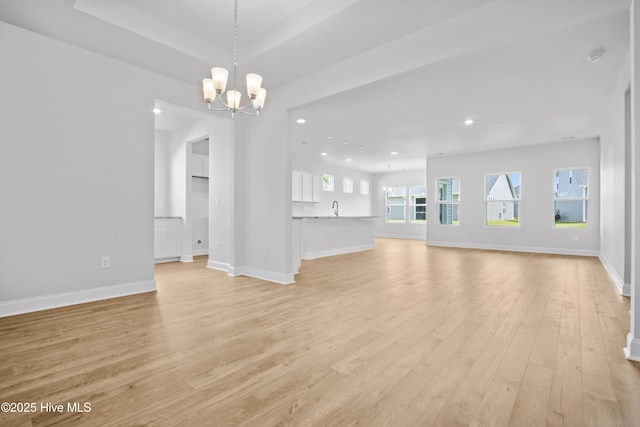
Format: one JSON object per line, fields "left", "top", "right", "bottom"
{"left": 486, "top": 174, "right": 517, "bottom": 221}
{"left": 555, "top": 169, "right": 588, "bottom": 223}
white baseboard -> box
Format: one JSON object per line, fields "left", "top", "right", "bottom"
{"left": 598, "top": 254, "right": 630, "bottom": 296}
{"left": 229, "top": 266, "right": 295, "bottom": 285}
{"left": 154, "top": 257, "right": 180, "bottom": 264}
{"left": 207, "top": 260, "right": 230, "bottom": 272}
{"left": 624, "top": 334, "right": 640, "bottom": 362}
{"left": 192, "top": 248, "right": 209, "bottom": 256}
{"left": 180, "top": 255, "right": 194, "bottom": 263}
{"left": 302, "top": 244, "right": 375, "bottom": 260}
{"left": 0, "top": 280, "right": 157, "bottom": 318}
{"left": 426, "top": 241, "right": 599, "bottom": 257}
{"left": 375, "top": 234, "right": 425, "bottom": 241}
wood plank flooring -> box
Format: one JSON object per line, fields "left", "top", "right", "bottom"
{"left": 1, "top": 238, "right": 639, "bottom": 426}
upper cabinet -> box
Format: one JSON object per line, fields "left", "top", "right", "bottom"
{"left": 192, "top": 153, "right": 209, "bottom": 178}
{"left": 292, "top": 170, "right": 322, "bottom": 202}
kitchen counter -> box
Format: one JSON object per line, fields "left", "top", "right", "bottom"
{"left": 292, "top": 216, "right": 375, "bottom": 272}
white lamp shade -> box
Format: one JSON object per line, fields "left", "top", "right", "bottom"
{"left": 202, "top": 79, "right": 216, "bottom": 101}
{"left": 253, "top": 88, "right": 267, "bottom": 109}
{"left": 226, "top": 90, "right": 241, "bottom": 110}
{"left": 211, "top": 67, "right": 229, "bottom": 92}
{"left": 246, "top": 73, "right": 263, "bottom": 98}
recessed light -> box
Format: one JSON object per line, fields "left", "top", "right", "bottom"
{"left": 325, "top": 135, "right": 333, "bottom": 139}
{"left": 463, "top": 119, "right": 474, "bottom": 126}
{"left": 359, "top": 145, "right": 365, "bottom": 149}
{"left": 296, "top": 118, "right": 306, "bottom": 124}
{"left": 391, "top": 151, "right": 398, "bottom": 155}
{"left": 320, "top": 152, "right": 328, "bottom": 156}
{"left": 343, "top": 140, "right": 350, "bottom": 145}
{"left": 153, "top": 107, "right": 162, "bottom": 114}
{"left": 346, "top": 158, "right": 352, "bottom": 162}
{"left": 300, "top": 141, "right": 309, "bottom": 144}
{"left": 587, "top": 51, "right": 604, "bottom": 63}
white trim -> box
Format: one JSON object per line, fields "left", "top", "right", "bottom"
{"left": 191, "top": 248, "right": 209, "bottom": 256}
{"left": 180, "top": 255, "right": 194, "bottom": 263}
{"left": 624, "top": 333, "right": 640, "bottom": 362}
{"left": 426, "top": 240, "right": 599, "bottom": 257}
{"left": 207, "top": 260, "right": 230, "bottom": 272}
{"left": 302, "top": 244, "right": 375, "bottom": 260}
{"left": 0, "top": 280, "right": 157, "bottom": 318}
{"left": 230, "top": 266, "right": 295, "bottom": 285}
{"left": 375, "top": 234, "right": 425, "bottom": 240}
{"left": 599, "top": 254, "right": 631, "bottom": 296}
{"left": 154, "top": 257, "right": 180, "bottom": 264}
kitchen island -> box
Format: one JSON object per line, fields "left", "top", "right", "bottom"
{"left": 292, "top": 216, "right": 376, "bottom": 274}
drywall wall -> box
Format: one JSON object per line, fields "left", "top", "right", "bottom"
{"left": 0, "top": 22, "right": 220, "bottom": 315}
{"left": 599, "top": 53, "right": 631, "bottom": 295}
{"left": 426, "top": 139, "right": 600, "bottom": 255}
{"left": 372, "top": 169, "right": 427, "bottom": 240}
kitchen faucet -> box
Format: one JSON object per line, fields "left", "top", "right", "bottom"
{"left": 332, "top": 200, "right": 339, "bottom": 216}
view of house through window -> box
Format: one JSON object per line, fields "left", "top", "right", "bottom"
{"left": 386, "top": 187, "right": 406, "bottom": 222}
{"left": 486, "top": 172, "right": 521, "bottom": 226}
{"left": 437, "top": 177, "right": 460, "bottom": 225}
{"left": 555, "top": 168, "right": 588, "bottom": 227}
{"left": 322, "top": 174, "right": 334, "bottom": 192}
{"left": 410, "top": 185, "right": 427, "bottom": 223}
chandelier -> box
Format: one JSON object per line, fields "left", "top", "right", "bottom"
{"left": 202, "top": 0, "right": 266, "bottom": 117}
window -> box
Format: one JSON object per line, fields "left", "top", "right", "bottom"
{"left": 386, "top": 187, "right": 406, "bottom": 223}
{"left": 554, "top": 168, "right": 588, "bottom": 227}
{"left": 485, "top": 173, "right": 520, "bottom": 226}
{"left": 437, "top": 177, "right": 460, "bottom": 225}
{"left": 360, "top": 180, "right": 370, "bottom": 195}
{"left": 322, "top": 174, "right": 334, "bottom": 192}
{"left": 343, "top": 176, "right": 353, "bottom": 193}
{"left": 410, "top": 185, "right": 427, "bottom": 223}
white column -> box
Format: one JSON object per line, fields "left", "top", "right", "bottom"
{"left": 625, "top": 0, "right": 640, "bottom": 361}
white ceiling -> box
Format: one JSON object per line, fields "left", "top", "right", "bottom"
{"left": 0, "top": 0, "right": 631, "bottom": 173}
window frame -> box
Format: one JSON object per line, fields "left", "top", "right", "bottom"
{"left": 385, "top": 186, "right": 407, "bottom": 223}
{"left": 485, "top": 172, "right": 521, "bottom": 227}
{"left": 436, "top": 177, "right": 460, "bottom": 226}
{"left": 553, "top": 167, "right": 589, "bottom": 228}
{"left": 409, "top": 185, "right": 427, "bottom": 223}
{"left": 343, "top": 176, "right": 353, "bottom": 193}
{"left": 322, "top": 174, "right": 334, "bottom": 192}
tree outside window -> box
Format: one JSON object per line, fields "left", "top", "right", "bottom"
{"left": 322, "top": 174, "right": 334, "bottom": 192}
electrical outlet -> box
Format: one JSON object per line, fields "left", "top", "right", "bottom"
{"left": 101, "top": 256, "right": 110, "bottom": 269}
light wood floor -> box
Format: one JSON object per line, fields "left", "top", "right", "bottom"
{"left": 1, "top": 238, "right": 639, "bottom": 426}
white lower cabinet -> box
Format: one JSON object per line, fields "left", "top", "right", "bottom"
{"left": 154, "top": 218, "right": 182, "bottom": 261}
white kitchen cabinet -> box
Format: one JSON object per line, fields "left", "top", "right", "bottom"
{"left": 154, "top": 218, "right": 182, "bottom": 262}
{"left": 292, "top": 170, "right": 322, "bottom": 202}
{"left": 302, "top": 172, "right": 313, "bottom": 202}
{"left": 312, "top": 174, "right": 323, "bottom": 202}
{"left": 191, "top": 154, "right": 209, "bottom": 178}
{"left": 292, "top": 170, "right": 303, "bottom": 201}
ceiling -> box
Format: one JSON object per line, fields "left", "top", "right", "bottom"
{"left": 0, "top": 0, "right": 631, "bottom": 173}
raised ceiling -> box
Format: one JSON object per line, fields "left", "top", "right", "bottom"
{"left": 0, "top": 0, "right": 631, "bottom": 172}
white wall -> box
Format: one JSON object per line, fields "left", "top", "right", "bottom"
{"left": 0, "top": 22, "right": 217, "bottom": 316}
{"left": 426, "top": 139, "right": 600, "bottom": 255}
{"left": 372, "top": 169, "right": 427, "bottom": 240}
{"left": 161, "top": 115, "right": 233, "bottom": 267}
{"left": 292, "top": 157, "right": 373, "bottom": 217}
{"left": 600, "top": 54, "right": 631, "bottom": 295}
{"left": 154, "top": 130, "right": 172, "bottom": 217}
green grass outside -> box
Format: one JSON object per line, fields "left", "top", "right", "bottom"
{"left": 555, "top": 222, "right": 587, "bottom": 228}
{"left": 487, "top": 219, "right": 519, "bottom": 227}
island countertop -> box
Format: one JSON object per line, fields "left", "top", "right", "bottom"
{"left": 292, "top": 216, "right": 376, "bottom": 220}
